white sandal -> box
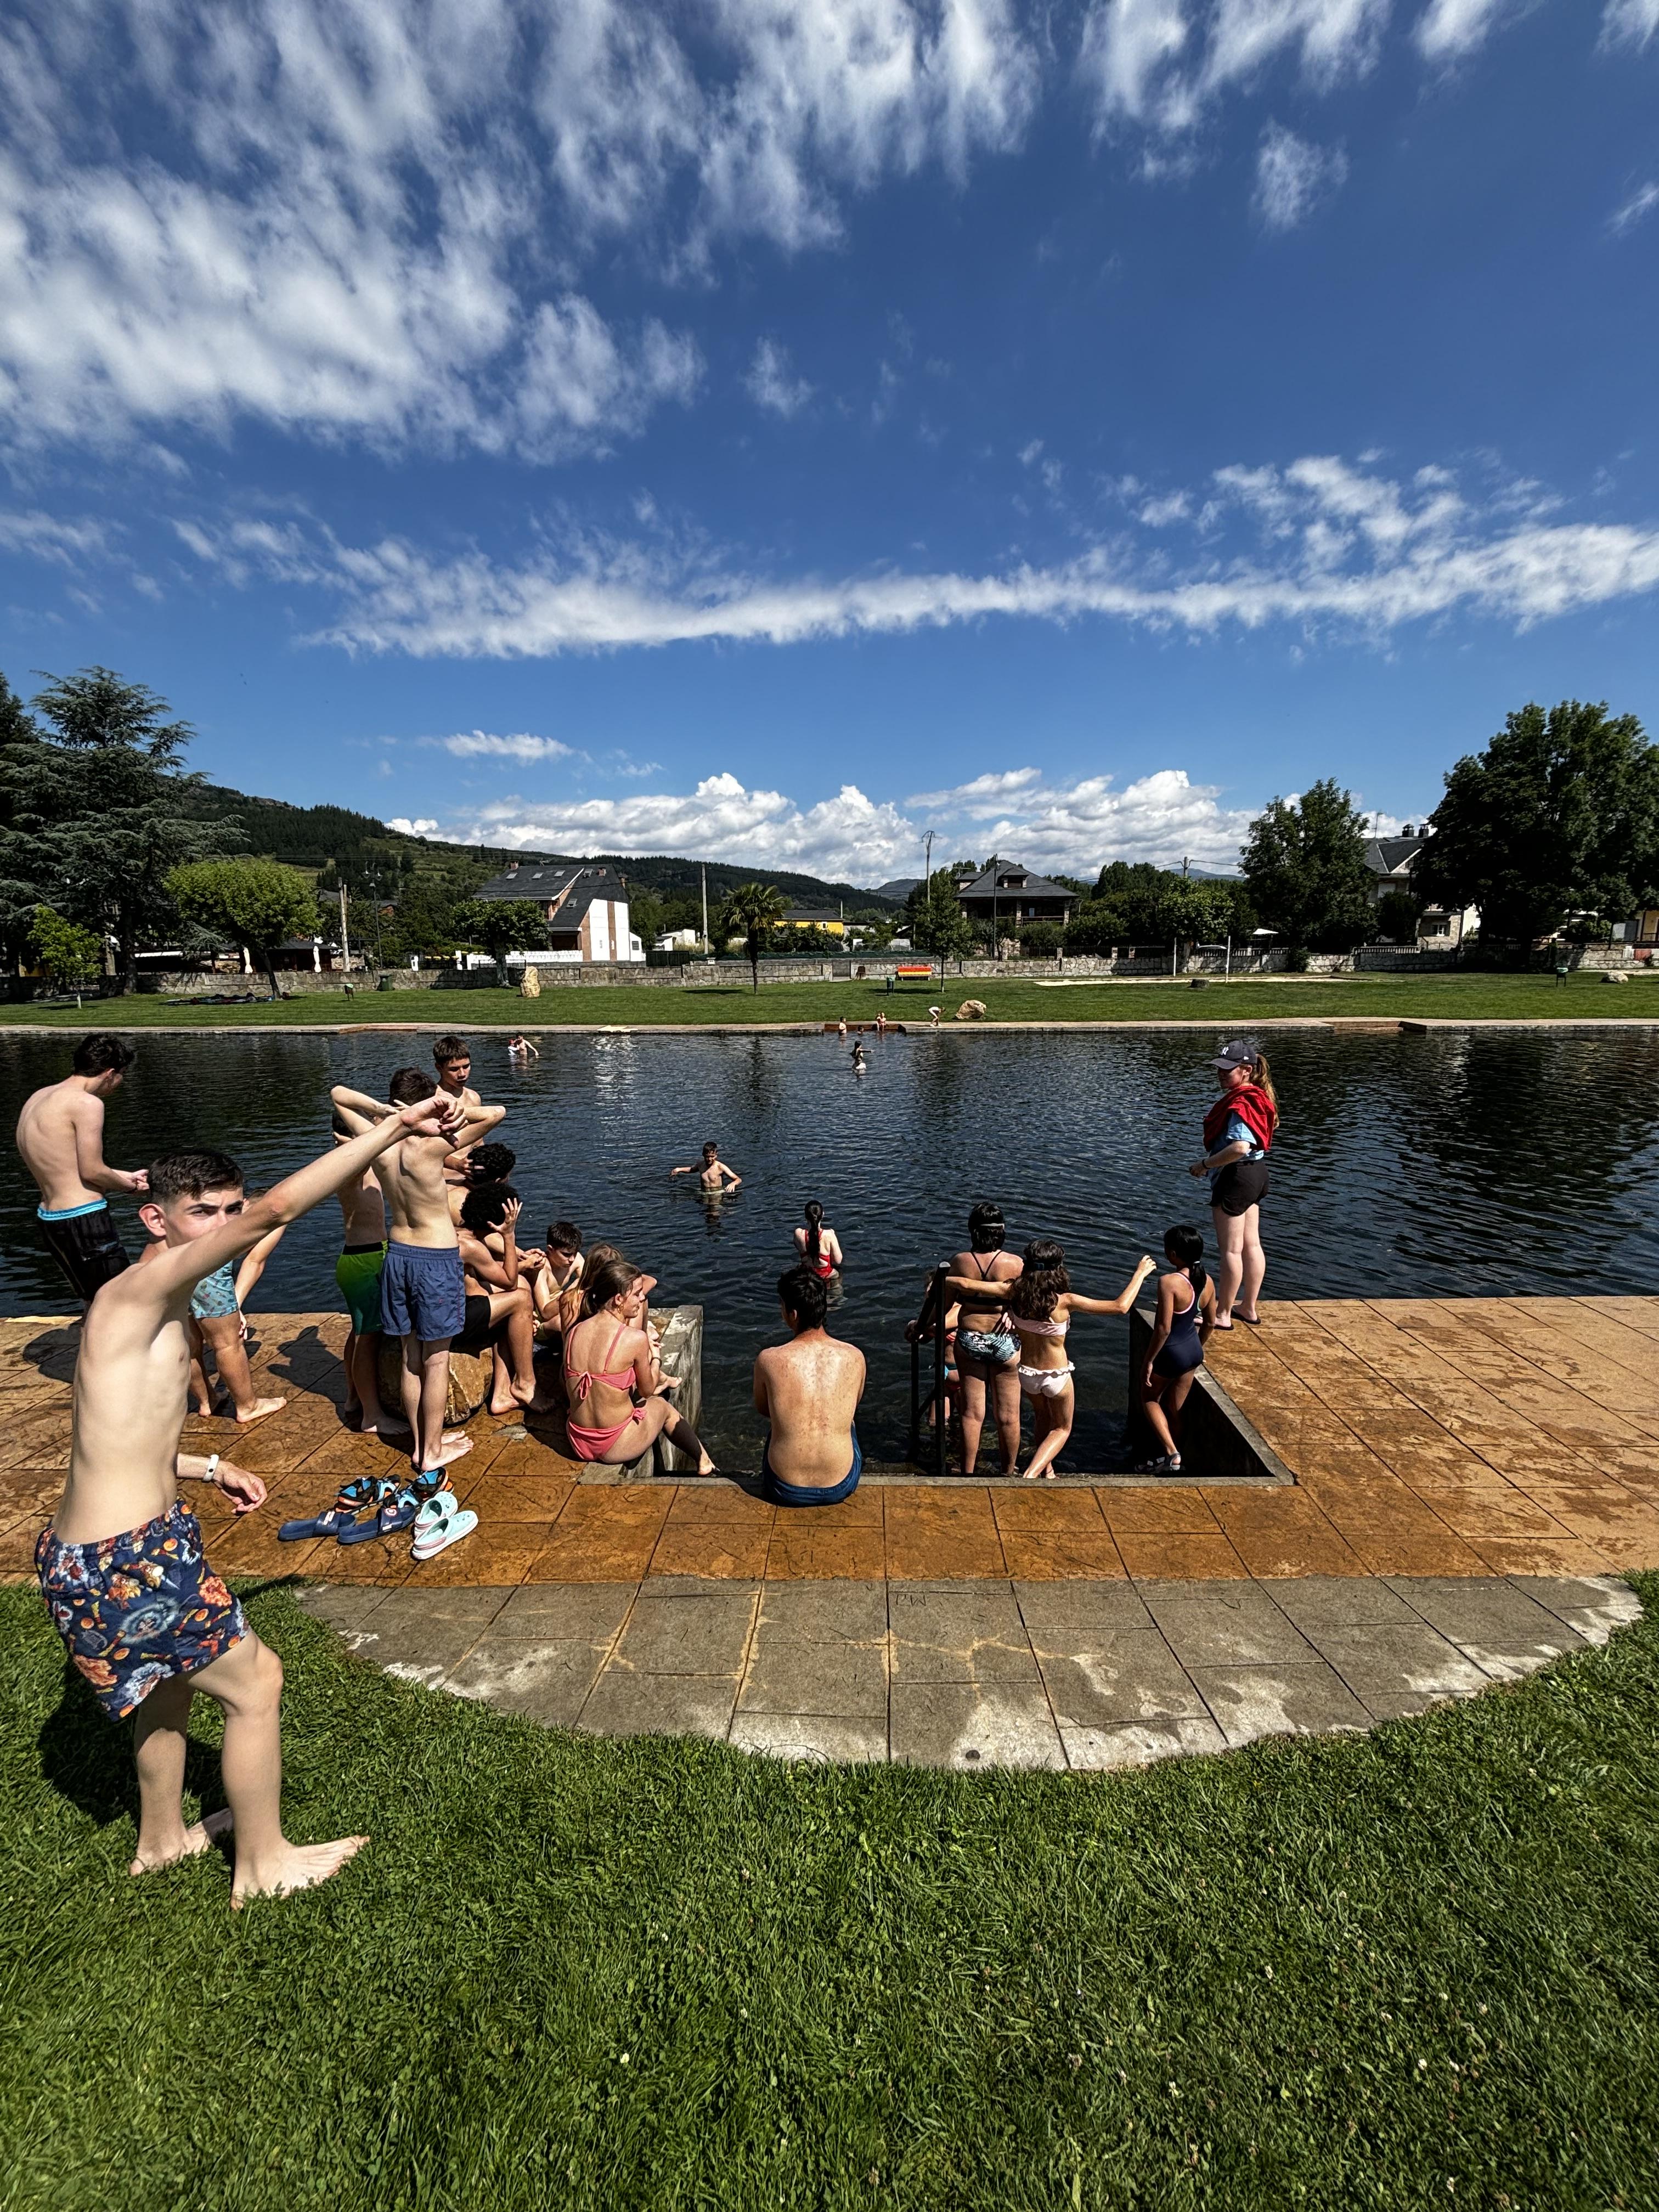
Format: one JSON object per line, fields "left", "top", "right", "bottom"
{"left": 411, "top": 1508, "right": 478, "bottom": 1560}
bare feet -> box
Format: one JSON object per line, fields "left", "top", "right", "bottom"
{"left": 422, "top": 1434, "right": 473, "bottom": 1471}
{"left": 489, "top": 1389, "right": 520, "bottom": 1417}
{"left": 695, "top": 1452, "right": 718, "bottom": 1476}
{"left": 234, "top": 1395, "right": 287, "bottom": 1425}
{"left": 361, "top": 1412, "right": 412, "bottom": 1436}
{"left": 131, "top": 1805, "right": 233, "bottom": 1876}
{"left": 232, "top": 1833, "right": 368, "bottom": 1908}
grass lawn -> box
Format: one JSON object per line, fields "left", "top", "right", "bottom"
{"left": 3, "top": 971, "right": 1659, "bottom": 1030}
{"left": 2, "top": 1578, "right": 1655, "bottom": 2210}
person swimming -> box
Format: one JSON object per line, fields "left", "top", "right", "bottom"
{"left": 672, "top": 1140, "right": 742, "bottom": 1193}
{"left": 793, "top": 1198, "right": 843, "bottom": 1279}
{"left": 850, "top": 1041, "right": 867, "bottom": 1073}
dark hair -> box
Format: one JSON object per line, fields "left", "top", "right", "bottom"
{"left": 388, "top": 1065, "right": 435, "bottom": 1105}
{"left": 777, "top": 1265, "right": 828, "bottom": 1330}
{"left": 433, "top": 1036, "right": 469, "bottom": 1065}
{"left": 967, "top": 1201, "right": 1005, "bottom": 1253}
{"left": 1165, "top": 1223, "right": 1207, "bottom": 1294}
{"left": 1011, "top": 1238, "right": 1069, "bottom": 1321}
{"left": 469, "top": 1142, "right": 516, "bottom": 1184}
{"left": 546, "top": 1220, "right": 582, "bottom": 1256}
{"left": 804, "top": 1198, "right": 823, "bottom": 1260}
{"left": 72, "top": 1035, "right": 135, "bottom": 1076}
{"left": 460, "top": 1181, "right": 517, "bottom": 1235}
{"left": 148, "top": 1149, "right": 244, "bottom": 1204}
{"left": 702, "top": 1140, "right": 718, "bottom": 1159}
{"left": 584, "top": 1256, "right": 641, "bottom": 1312}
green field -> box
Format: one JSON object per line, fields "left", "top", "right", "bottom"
{"left": 2, "top": 1576, "right": 1654, "bottom": 2210}
{"left": 4, "top": 970, "right": 1658, "bottom": 1030}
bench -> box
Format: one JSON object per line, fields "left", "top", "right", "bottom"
{"left": 887, "top": 964, "right": 935, "bottom": 992}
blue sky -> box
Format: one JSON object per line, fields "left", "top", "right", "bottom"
{"left": 2, "top": 0, "right": 1657, "bottom": 884}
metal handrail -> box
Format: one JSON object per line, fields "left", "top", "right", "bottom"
{"left": 906, "top": 1263, "right": 950, "bottom": 1475}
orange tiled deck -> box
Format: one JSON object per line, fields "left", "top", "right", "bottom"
{"left": 2, "top": 1300, "right": 1657, "bottom": 1588}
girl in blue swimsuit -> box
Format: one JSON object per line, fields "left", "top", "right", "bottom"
{"left": 1137, "top": 1225, "right": 1216, "bottom": 1475}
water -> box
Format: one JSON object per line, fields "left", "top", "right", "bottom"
{"left": 4, "top": 1026, "right": 1657, "bottom": 1467}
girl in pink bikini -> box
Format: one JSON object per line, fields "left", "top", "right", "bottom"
{"left": 562, "top": 1257, "right": 716, "bottom": 1473}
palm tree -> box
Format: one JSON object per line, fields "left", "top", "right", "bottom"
{"left": 718, "top": 881, "right": 788, "bottom": 992}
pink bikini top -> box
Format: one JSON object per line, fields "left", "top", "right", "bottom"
{"left": 566, "top": 1320, "right": 639, "bottom": 1404}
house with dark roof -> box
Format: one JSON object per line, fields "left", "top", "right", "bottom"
{"left": 952, "top": 858, "right": 1077, "bottom": 933}
{"left": 473, "top": 861, "right": 644, "bottom": 964}
{"left": 1363, "top": 826, "right": 1475, "bottom": 945}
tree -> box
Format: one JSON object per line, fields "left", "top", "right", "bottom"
{"left": 454, "top": 898, "right": 550, "bottom": 979}
{"left": 0, "top": 667, "right": 236, "bottom": 989}
{"left": 1241, "top": 780, "right": 1374, "bottom": 953}
{"left": 1373, "top": 890, "right": 1421, "bottom": 944}
{"left": 168, "top": 859, "right": 319, "bottom": 997}
{"left": 909, "top": 867, "right": 975, "bottom": 964}
{"left": 1415, "top": 701, "right": 1659, "bottom": 943}
{"left": 718, "top": 882, "right": 787, "bottom": 992}
{"left": 28, "top": 906, "right": 103, "bottom": 994}
{"left": 1019, "top": 919, "right": 1065, "bottom": 958}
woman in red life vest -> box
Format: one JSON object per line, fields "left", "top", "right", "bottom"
{"left": 1188, "top": 1038, "right": 1278, "bottom": 1329}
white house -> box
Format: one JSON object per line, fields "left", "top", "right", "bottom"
{"left": 473, "top": 861, "right": 645, "bottom": 964}
{"left": 1364, "top": 827, "right": 1477, "bottom": 946}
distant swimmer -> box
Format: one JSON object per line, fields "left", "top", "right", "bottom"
{"left": 506, "top": 1034, "right": 539, "bottom": 1061}
{"left": 672, "top": 1140, "right": 742, "bottom": 1193}
{"left": 15, "top": 1035, "right": 147, "bottom": 1308}
{"left": 874, "top": 1011, "right": 888, "bottom": 1037}
{"left": 837, "top": 1016, "right": 848, "bottom": 1039}
{"left": 851, "top": 1041, "right": 867, "bottom": 1073}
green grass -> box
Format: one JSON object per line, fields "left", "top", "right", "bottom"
{"left": 2, "top": 1578, "right": 1656, "bottom": 2210}
{"left": 4, "top": 970, "right": 1659, "bottom": 1029}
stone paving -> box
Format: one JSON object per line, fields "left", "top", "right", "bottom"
{"left": 297, "top": 1569, "right": 1641, "bottom": 1770}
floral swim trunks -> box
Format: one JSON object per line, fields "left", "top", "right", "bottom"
{"left": 36, "top": 1501, "right": 247, "bottom": 1722}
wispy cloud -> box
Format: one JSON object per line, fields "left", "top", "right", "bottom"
{"left": 441, "top": 731, "right": 576, "bottom": 762}
{"left": 1600, "top": 0, "right": 1659, "bottom": 52}
{"left": 1414, "top": 0, "right": 1530, "bottom": 63}
{"left": 1079, "top": 0, "right": 1390, "bottom": 140}
{"left": 1610, "top": 181, "right": 1659, "bottom": 234}
{"left": 175, "top": 452, "right": 1659, "bottom": 658}
{"left": 745, "top": 338, "right": 815, "bottom": 417}
{"left": 1252, "top": 123, "right": 1348, "bottom": 229}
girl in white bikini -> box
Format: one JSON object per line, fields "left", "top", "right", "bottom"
{"left": 947, "top": 1238, "right": 1155, "bottom": 1480}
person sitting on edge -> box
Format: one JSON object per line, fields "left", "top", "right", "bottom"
{"left": 563, "top": 1256, "right": 715, "bottom": 1472}
{"left": 431, "top": 1036, "right": 480, "bottom": 1108}
{"left": 35, "top": 1093, "right": 455, "bottom": 1904}
{"left": 15, "top": 1034, "right": 148, "bottom": 1308}
{"left": 1137, "top": 1224, "right": 1216, "bottom": 1476}
{"left": 946, "top": 1240, "right": 1156, "bottom": 1482}
{"left": 455, "top": 1183, "right": 555, "bottom": 1415}
{"left": 874, "top": 1010, "right": 888, "bottom": 1037}
{"left": 672, "top": 1140, "right": 742, "bottom": 1192}
{"left": 532, "top": 1220, "right": 584, "bottom": 1343}
{"left": 185, "top": 1220, "right": 287, "bottom": 1425}
{"left": 331, "top": 1070, "right": 504, "bottom": 1481}
{"left": 444, "top": 1137, "right": 516, "bottom": 1225}
{"left": 330, "top": 1109, "right": 406, "bottom": 1437}
{"left": 753, "top": 1266, "right": 866, "bottom": 1507}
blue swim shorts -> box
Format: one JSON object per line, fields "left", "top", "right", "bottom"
{"left": 761, "top": 1426, "right": 863, "bottom": 1508}
{"left": 380, "top": 1239, "right": 466, "bottom": 1343}
{"left": 36, "top": 1501, "right": 247, "bottom": 1722}
{"left": 189, "top": 1262, "right": 239, "bottom": 1322}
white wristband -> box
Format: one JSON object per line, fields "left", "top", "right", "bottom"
{"left": 203, "top": 1453, "right": 221, "bottom": 1486}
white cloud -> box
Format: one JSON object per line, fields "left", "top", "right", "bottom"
{"left": 1600, "top": 0, "right": 1659, "bottom": 49}
{"left": 1080, "top": 0, "right": 1388, "bottom": 138}
{"left": 0, "top": 507, "right": 109, "bottom": 563}
{"left": 1414, "top": 0, "right": 1528, "bottom": 61}
{"left": 907, "top": 768, "right": 1043, "bottom": 811}
{"left": 442, "top": 731, "right": 575, "bottom": 761}
{"left": 387, "top": 816, "right": 439, "bottom": 834}
{"left": 1610, "top": 182, "right": 1659, "bottom": 235}
{"left": 1253, "top": 123, "right": 1348, "bottom": 230}
{"left": 745, "top": 338, "right": 814, "bottom": 417}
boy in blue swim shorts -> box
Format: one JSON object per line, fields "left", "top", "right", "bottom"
{"left": 37, "top": 1089, "right": 460, "bottom": 1904}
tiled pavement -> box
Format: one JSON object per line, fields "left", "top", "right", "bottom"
{"left": 298, "top": 1569, "right": 1643, "bottom": 1769}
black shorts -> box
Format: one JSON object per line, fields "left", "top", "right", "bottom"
{"left": 453, "top": 1295, "right": 503, "bottom": 1357}
{"left": 37, "top": 1204, "right": 130, "bottom": 1306}
{"left": 1211, "top": 1159, "right": 1269, "bottom": 1217}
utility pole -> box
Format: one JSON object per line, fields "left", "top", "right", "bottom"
{"left": 701, "top": 864, "right": 709, "bottom": 955}
{"left": 1182, "top": 854, "right": 1189, "bottom": 878}
{"left": 338, "top": 882, "right": 351, "bottom": 974}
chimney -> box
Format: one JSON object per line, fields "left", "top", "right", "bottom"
{"left": 506, "top": 860, "right": 519, "bottom": 876}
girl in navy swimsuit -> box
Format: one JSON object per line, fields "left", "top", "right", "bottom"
{"left": 1137, "top": 1225, "right": 1216, "bottom": 1474}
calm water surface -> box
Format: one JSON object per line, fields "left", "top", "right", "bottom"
{"left": 3, "top": 1028, "right": 1656, "bottom": 1466}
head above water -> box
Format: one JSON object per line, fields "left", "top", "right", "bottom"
{"left": 1012, "top": 1238, "right": 1069, "bottom": 1321}
{"left": 139, "top": 1149, "right": 245, "bottom": 1246}
{"left": 803, "top": 1198, "right": 824, "bottom": 1256}
{"left": 777, "top": 1265, "right": 828, "bottom": 1333}
{"left": 71, "top": 1034, "right": 136, "bottom": 1092}
{"left": 460, "top": 1181, "right": 517, "bottom": 1237}
{"left": 702, "top": 1140, "right": 719, "bottom": 1162}
{"left": 388, "top": 1065, "right": 436, "bottom": 1107}
{"left": 967, "top": 1201, "right": 1005, "bottom": 1253}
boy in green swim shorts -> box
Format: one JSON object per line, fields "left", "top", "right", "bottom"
{"left": 332, "top": 1110, "right": 405, "bottom": 1436}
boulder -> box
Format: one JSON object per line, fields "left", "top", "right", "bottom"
{"left": 520, "top": 964, "right": 542, "bottom": 997}
{"left": 1604, "top": 970, "right": 1630, "bottom": 983}
{"left": 955, "top": 998, "right": 988, "bottom": 1020}
{"left": 377, "top": 1337, "right": 493, "bottom": 1426}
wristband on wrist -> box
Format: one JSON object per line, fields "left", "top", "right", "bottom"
{"left": 203, "top": 1453, "right": 221, "bottom": 1487}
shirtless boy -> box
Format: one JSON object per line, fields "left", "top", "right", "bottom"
{"left": 35, "top": 1093, "right": 456, "bottom": 1905}
{"left": 753, "top": 1267, "right": 866, "bottom": 1506}
{"left": 331, "top": 1111, "right": 406, "bottom": 1437}
{"left": 444, "top": 1138, "right": 516, "bottom": 1227}
{"left": 15, "top": 1035, "right": 148, "bottom": 1306}
{"left": 672, "top": 1141, "right": 742, "bottom": 1193}
{"left": 331, "top": 1070, "right": 504, "bottom": 1480}
{"left": 456, "top": 1182, "right": 553, "bottom": 1416}
{"left": 432, "top": 1036, "right": 480, "bottom": 1109}
{"left": 185, "top": 1221, "right": 287, "bottom": 1426}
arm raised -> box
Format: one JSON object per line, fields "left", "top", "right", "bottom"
{"left": 1064, "top": 1256, "right": 1158, "bottom": 1319}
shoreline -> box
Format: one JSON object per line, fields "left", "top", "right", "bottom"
{"left": 3, "top": 1014, "right": 1658, "bottom": 1038}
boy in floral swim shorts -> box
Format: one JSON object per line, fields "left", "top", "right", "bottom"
{"left": 37, "top": 1091, "right": 459, "bottom": 1905}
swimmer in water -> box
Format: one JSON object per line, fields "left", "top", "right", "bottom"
{"left": 672, "top": 1140, "right": 743, "bottom": 1193}
{"left": 851, "top": 1041, "right": 867, "bottom": 1073}
{"left": 793, "top": 1198, "right": 843, "bottom": 1279}
{"left": 506, "top": 1034, "right": 539, "bottom": 1061}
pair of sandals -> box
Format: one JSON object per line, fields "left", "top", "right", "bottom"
{"left": 278, "top": 1473, "right": 476, "bottom": 1557}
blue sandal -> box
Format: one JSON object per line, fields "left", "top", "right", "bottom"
{"left": 280, "top": 1477, "right": 390, "bottom": 1542}
{"left": 335, "top": 1470, "right": 446, "bottom": 1546}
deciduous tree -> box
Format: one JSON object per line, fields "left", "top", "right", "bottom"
{"left": 1241, "top": 780, "right": 1374, "bottom": 953}
{"left": 454, "top": 898, "right": 551, "bottom": 979}
{"left": 168, "top": 858, "right": 318, "bottom": 998}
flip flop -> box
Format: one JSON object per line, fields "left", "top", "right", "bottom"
{"left": 413, "top": 1491, "right": 459, "bottom": 1539}
{"left": 336, "top": 1482, "right": 424, "bottom": 1545}
{"left": 1237, "top": 1313, "right": 1263, "bottom": 1325}
{"left": 411, "top": 1508, "right": 478, "bottom": 1561}
{"left": 280, "top": 1477, "right": 390, "bottom": 1542}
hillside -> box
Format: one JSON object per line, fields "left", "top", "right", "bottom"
{"left": 184, "top": 781, "right": 901, "bottom": 910}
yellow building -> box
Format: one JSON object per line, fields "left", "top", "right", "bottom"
{"left": 781, "top": 909, "right": 846, "bottom": 936}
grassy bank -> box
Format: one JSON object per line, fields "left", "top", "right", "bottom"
{"left": 2, "top": 1577, "right": 1654, "bottom": 2210}
{"left": 3, "top": 970, "right": 1659, "bottom": 1030}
